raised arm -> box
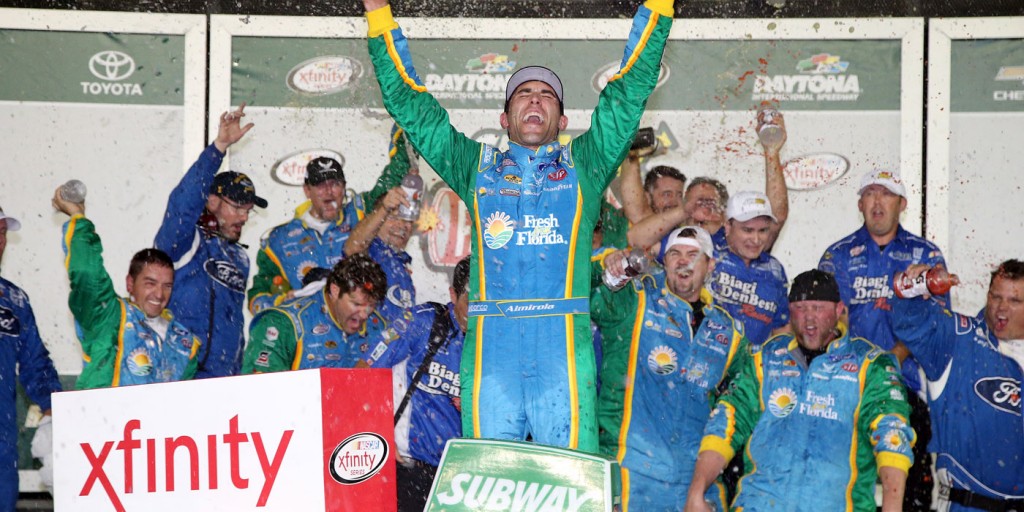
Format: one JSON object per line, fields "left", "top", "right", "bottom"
{"left": 572, "top": 0, "right": 675, "bottom": 199}
{"left": 154, "top": 104, "right": 252, "bottom": 258}
{"left": 759, "top": 109, "right": 788, "bottom": 250}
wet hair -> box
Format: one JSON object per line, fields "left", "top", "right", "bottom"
{"left": 452, "top": 256, "right": 471, "bottom": 297}
{"left": 328, "top": 253, "right": 387, "bottom": 303}
{"left": 644, "top": 166, "right": 687, "bottom": 194}
{"left": 686, "top": 176, "right": 730, "bottom": 207}
{"left": 128, "top": 249, "right": 174, "bottom": 279}
{"left": 990, "top": 259, "right": 1024, "bottom": 286}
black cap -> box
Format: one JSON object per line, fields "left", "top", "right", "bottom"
{"left": 305, "top": 157, "right": 345, "bottom": 186}
{"left": 211, "top": 171, "right": 268, "bottom": 208}
{"left": 788, "top": 269, "right": 841, "bottom": 303}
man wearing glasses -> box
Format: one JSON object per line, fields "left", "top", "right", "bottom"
{"left": 155, "top": 103, "right": 268, "bottom": 378}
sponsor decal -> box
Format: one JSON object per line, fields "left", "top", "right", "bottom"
{"left": 773, "top": 347, "right": 788, "bottom": 356}
{"left": 504, "top": 174, "right": 522, "bottom": 185}
{"left": 435, "top": 472, "right": 595, "bottom": 511}
{"left": 266, "top": 326, "right": 279, "bottom": 341}
{"left": 850, "top": 245, "right": 865, "bottom": 257}
{"left": 890, "top": 388, "right": 904, "bottom": 401}
{"left": 782, "top": 370, "right": 801, "bottom": 377}
{"left": 841, "top": 362, "right": 859, "bottom": 373}
{"left": 956, "top": 315, "right": 973, "bottom": 335}
{"left": 126, "top": 348, "right": 153, "bottom": 376}
{"left": 782, "top": 153, "right": 850, "bottom": 191}
{"left": 425, "top": 361, "right": 461, "bottom": 396}
{"left": 714, "top": 273, "right": 779, "bottom": 315}
{"left": 974, "top": 377, "right": 1021, "bottom": 415}
{"left": 647, "top": 345, "right": 678, "bottom": 375}
{"left": 799, "top": 390, "right": 839, "bottom": 420}
{"left": 286, "top": 56, "right": 361, "bottom": 96}
{"left": 592, "top": 60, "right": 671, "bottom": 94}
{"left": 0, "top": 306, "right": 21, "bottom": 336}
{"left": 329, "top": 432, "right": 389, "bottom": 484}
{"left": 994, "top": 66, "right": 1024, "bottom": 101}
{"left": 271, "top": 149, "right": 345, "bottom": 186}
{"left": 665, "top": 328, "right": 683, "bottom": 339}
{"left": 325, "top": 340, "right": 338, "bottom": 349}
{"left": 499, "top": 188, "right": 520, "bottom": 197}
{"left": 768, "top": 387, "right": 797, "bottom": 417}
{"left": 369, "top": 341, "right": 387, "bottom": 361}
{"left": 752, "top": 53, "right": 860, "bottom": 102}
{"left": 255, "top": 350, "right": 271, "bottom": 367}
{"left": 78, "top": 416, "right": 292, "bottom": 509}
{"left": 516, "top": 214, "right": 566, "bottom": 246}
{"left": 313, "top": 323, "right": 331, "bottom": 335}
{"left": 880, "top": 429, "right": 909, "bottom": 451}
{"left": 547, "top": 169, "right": 568, "bottom": 181}
{"left": 483, "top": 212, "right": 515, "bottom": 250}
{"left": 82, "top": 50, "right": 143, "bottom": 96}
{"left": 204, "top": 259, "right": 246, "bottom": 293}
{"left": 387, "top": 284, "right": 413, "bottom": 308}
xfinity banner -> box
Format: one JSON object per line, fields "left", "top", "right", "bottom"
{"left": 211, "top": 16, "right": 923, "bottom": 303}
{"left": 53, "top": 369, "right": 397, "bottom": 511}
{"left": 928, "top": 19, "right": 1024, "bottom": 313}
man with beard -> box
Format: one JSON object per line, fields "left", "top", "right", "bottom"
{"left": 686, "top": 269, "right": 914, "bottom": 512}
{"left": 818, "top": 168, "right": 946, "bottom": 510}
{"left": 247, "top": 126, "right": 410, "bottom": 314}
{"left": 892, "top": 260, "right": 1024, "bottom": 510}
{"left": 591, "top": 226, "right": 747, "bottom": 510}
{"left": 155, "top": 104, "right": 267, "bottom": 378}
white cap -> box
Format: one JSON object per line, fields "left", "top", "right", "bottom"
{"left": 0, "top": 206, "right": 21, "bottom": 231}
{"left": 726, "top": 191, "right": 776, "bottom": 222}
{"left": 859, "top": 169, "right": 906, "bottom": 197}
{"left": 661, "top": 225, "right": 714, "bottom": 260}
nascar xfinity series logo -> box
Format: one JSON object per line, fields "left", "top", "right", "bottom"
{"left": 286, "top": 56, "right": 362, "bottom": 96}
{"left": 83, "top": 50, "right": 143, "bottom": 96}
{"left": 752, "top": 53, "right": 860, "bottom": 102}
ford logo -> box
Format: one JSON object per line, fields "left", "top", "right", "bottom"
{"left": 286, "top": 56, "right": 362, "bottom": 96}
{"left": 974, "top": 377, "right": 1021, "bottom": 416}
{"left": 271, "top": 149, "right": 345, "bottom": 186}
{"left": 782, "top": 153, "right": 850, "bottom": 191}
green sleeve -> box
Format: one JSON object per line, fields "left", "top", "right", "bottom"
{"left": 181, "top": 336, "right": 201, "bottom": 380}
{"left": 571, "top": 6, "right": 674, "bottom": 202}
{"left": 599, "top": 198, "right": 630, "bottom": 250}
{"left": 589, "top": 257, "right": 639, "bottom": 330}
{"left": 700, "top": 346, "right": 762, "bottom": 461}
{"left": 367, "top": 29, "right": 483, "bottom": 203}
{"left": 360, "top": 125, "right": 412, "bottom": 211}
{"left": 242, "top": 310, "right": 299, "bottom": 374}
{"left": 63, "top": 216, "right": 120, "bottom": 359}
{"left": 247, "top": 247, "right": 285, "bottom": 314}
{"left": 859, "top": 351, "right": 915, "bottom": 472}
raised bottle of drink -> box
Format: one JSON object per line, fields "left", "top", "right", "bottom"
{"left": 893, "top": 267, "right": 959, "bottom": 299}
{"left": 270, "top": 275, "right": 291, "bottom": 296}
{"left": 603, "top": 248, "right": 649, "bottom": 291}
{"left": 757, "top": 108, "right": 784, "bottom": 148}
{"left": 396, "top": 173, "right": 423, "bottom": 221}
{"left": 60, "top": 179, "right": 87, "bottom": 204}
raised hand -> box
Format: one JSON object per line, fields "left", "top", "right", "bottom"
{"left": 213, "top": 102, "right": 255, "bottom": 153}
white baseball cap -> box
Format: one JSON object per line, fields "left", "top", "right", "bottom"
{"left": 0, "top": 206, "right": 21, "bottom": 231}
{"left": 660, "top": 225, "right": 715, "bottom": 262}
{"left": 505, "top": 66, "right": 564, "bottom": 105}
{"left": 859, "top": 169, "right": 906, "bottom": 197}
{"left": 726, "top": 191, "right": 776, "bottom": 222}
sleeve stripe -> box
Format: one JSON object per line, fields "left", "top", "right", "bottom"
{"left": 383, "top": 32, "right": 428, "bottom": 93}
{"left": 608, "top": 10, "right": 659, "bottom": 84}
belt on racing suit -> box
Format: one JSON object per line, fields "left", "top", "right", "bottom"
{"left": 949, "top": 488, "right": 1024, "bottom": 512}
{"left": 467, "top": 298, "right": 589, "bottom": 319}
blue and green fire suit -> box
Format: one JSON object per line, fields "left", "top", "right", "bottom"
{"left": 591, "top": 266, "right": 748, "bottom": 511}
{"left": 365, "top": 0, "right": 674, "bottom": 451}
{"left": 700, "top": 328, "right": 915, "bottom": 511}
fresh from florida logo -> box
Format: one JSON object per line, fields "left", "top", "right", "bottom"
{"left": 483, "top": 212, "right": 514, "bottom": 249}
{"left": 465, "top": 53, "right": 516, "bottom": 73}
{"left": 768, "top": 387, "right": 797, "bottom": 417}
{"left": 127, "top": 347, "right": 153, "bottom": 376}
{"left": 647, "top": 345, "right": 678, "bottom": 375}
{"left": 752, "top": 52, "right": 860, "bottom": 102}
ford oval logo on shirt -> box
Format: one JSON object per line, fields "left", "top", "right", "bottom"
{"left": 0, "top": 306, "right": 21, "bottom": 336}
{"left": 204, "top": 259, "right": 246, "bottom": 293}
{"left": 974, "top": 377, "right": 1022, "bottom": 415}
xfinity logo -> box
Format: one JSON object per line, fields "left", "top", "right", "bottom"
{"left": 89, "top": 51, "right": 135, "bottom": 81}
{"left": 82, "top": 50, "right": 143, "bottom": 96}
{"left": 328, "top": 432, "right": 388, "bottom": 484}
{"left": 78, "top": 416, "right": 293, "bottom": 510}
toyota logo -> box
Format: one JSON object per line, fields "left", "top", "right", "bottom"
{"left": 88, "top": 51, "right": 135, "bottom": 81}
